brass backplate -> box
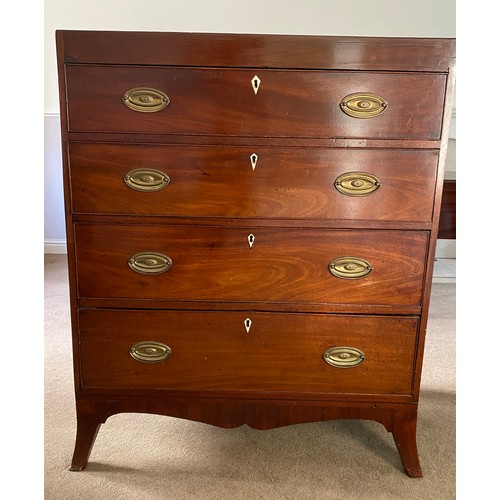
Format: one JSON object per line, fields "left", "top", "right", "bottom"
{"left": 323, "top": 346, "right": 365, "bottom": 368}
{"left": 130, "top": 341, "right": 172, "bottom": 363}
{"left": 124, "top": 168, "right": 170, "bottom": 192}
{"left": 328, "top": 257, "right": 372, "bottom": 279}
{"left": 128, "top": 252, "right": 172, "bottom": 275}
{"left": 334, "top": 172, "right": 380, "bottom": 196}
{"left": 123, "top": 87, "right": 170, "bottom": 112}
{"left": 340, "top": 92, "right": 387, "bottom": 118}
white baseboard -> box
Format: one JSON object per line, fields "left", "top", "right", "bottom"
{"left": 435, "top": 239, "right": 456, "bottom": 259}
{"left": 45, "top": 240, "right": 67, "bottom": 254}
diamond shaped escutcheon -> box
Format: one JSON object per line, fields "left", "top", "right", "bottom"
{"left": 251, "top": 75, "right": 261, "bottom": 95}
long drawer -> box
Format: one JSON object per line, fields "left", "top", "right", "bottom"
{"left": 74, "top": 224, "right": 428, "bottom": 306}
{"left": 78, "top": 309, "right": 418, "bottom": 396}
{"left": 69, "top": 143, "right": 439, "bottom": 222}
{"left": 65, "top": 65, "right": 446, "bottom": 139}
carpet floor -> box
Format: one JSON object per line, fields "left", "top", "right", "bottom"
{"left": 44, "top": 254, "right": 456, "bottom": 499}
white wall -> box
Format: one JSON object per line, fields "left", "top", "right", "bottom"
{"left": 45, "top": 0, "right": 456, "bottom": 113}
{"left": 44, "top": 0, "right": 456, "bottom": 252}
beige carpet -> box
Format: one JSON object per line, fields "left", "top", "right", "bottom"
{"left": 44, "top": 254, "right": 456, "bottom": 499}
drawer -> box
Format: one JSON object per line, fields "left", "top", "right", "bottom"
{"left": 69, "top": 143, "right": 439, "bottom": 222}
{"left": 74, "top": 224, "right": 428, "bottom": 307}
{"left": 65, "top": 65, "right": 446, "bottom": 139}
{"left": 78, "top": 309, "right": 418, "bottom": 396}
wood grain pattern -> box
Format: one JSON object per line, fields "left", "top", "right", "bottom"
{"left": 69, "top": 143, "right": 439, "bottom": 222}
{"left": 70, "top": 396, "right": 422, "bottom": 475}
{"left": 60, "top": 30, "right": 455, "bottom": 73}
{"left": 74, "top": 224, "right": 428, "bottom": 306}
{"left": 78, "top": 309, "right": 418, "bottom": 395}
{"left": 68, "top": 133, "right": 442, "bottom": 150}
{"left": 65, "top": 65, "right": 447, "bottom": 139}
{"left": 55, "top": 31, "right": 456, "bottom": 477}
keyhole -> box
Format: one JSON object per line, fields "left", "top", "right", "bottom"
{"left": 247, "top": 234, "right": 255, "bottom": 248}
{"left": 251, "top": 75, "right": 261, "bottom": 95}
{"left": 244, "top": 318, "right": 252, "bottom": 333}
{"left": 250, "top": 153, "right": 258, "bottom": 171}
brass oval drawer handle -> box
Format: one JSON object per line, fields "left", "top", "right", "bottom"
{"left": 124, "top": 168, "right": 170, "bottom": 192}
{"left": 130, "top": 341, "right": 171, "bottom": 363}
{"left": 328, "top": 257, "right": 372, "bottom": 279}
{"left": 122, "top": 87, "right": 170, "bottom": 112}
{"left": 128, "top": 252, "right": 172, "bottom": 275}
{"left": 323, "top": 346, "right": 365, "bottom": 368}
{"left": 334, "top": 172, "right": 380, "bottom": 196}
{"left": 340, "top": 92, "right": 387, "bottom": 118}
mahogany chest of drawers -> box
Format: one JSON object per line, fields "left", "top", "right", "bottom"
{"left": 56, "top": 31, "right": 455, "bottom": 477}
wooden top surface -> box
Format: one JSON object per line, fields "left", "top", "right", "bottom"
{"left": 57, "top": 30, "right": 456, "bottom": 72}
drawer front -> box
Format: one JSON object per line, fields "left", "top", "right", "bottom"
{"left": 70, "top": 143, "right": 439, "bottom": 222}
{"left": 78, "top": 309, "right": 418, "bottom": 396}
{"left": 65, "top": 65, "right": 446, "bottom": 139}
{"left": 74, "top": 224, "right": 428, "bottom": 306}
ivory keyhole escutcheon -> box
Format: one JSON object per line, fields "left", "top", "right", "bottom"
{"left": 250, "top": 153, "right": 258, "bottom": 171}
{"left": 247, "top": 234, "right": 255, "bottom": 248}
{"left": 251, "top": 75, "right": 261, "bottom": 95}
{"left": 244, "top": 318, "right": 252, "bottom": 333}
